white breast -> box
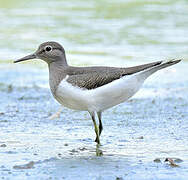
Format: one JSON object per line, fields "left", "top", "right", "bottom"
{"left": 55, "top": 73, "right": 145, "bottom": 112}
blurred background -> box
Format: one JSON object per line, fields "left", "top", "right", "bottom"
{"left": 0, "top": 0, "right": 188, "bottom": 179}
{"left": 0, "top": 0, "right": 188, "bottom": 64}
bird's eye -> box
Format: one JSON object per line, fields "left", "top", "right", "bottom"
{"left": 45, "top": 46, "right": 52, "bottom": 52}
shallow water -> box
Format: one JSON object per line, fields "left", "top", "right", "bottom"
{"left": 0, "top": 0, "right": 188, "bottom": 179}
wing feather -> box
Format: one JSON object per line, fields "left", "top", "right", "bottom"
{"left": 66, "top": 61, "right": 162, "bottom": 89}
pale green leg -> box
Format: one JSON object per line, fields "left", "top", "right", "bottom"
{"left": 89, "top": 112, "right": 103, "bottom": 156}
{"left": 89, "top": 112, "right": 100, "bottom": 145}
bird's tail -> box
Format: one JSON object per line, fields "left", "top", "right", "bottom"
{"left": 136, "top": 59, "right": 181, "bottom": 81}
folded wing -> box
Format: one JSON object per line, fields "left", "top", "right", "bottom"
{"left": 66, "top": 61, "right": 163, "bottom": 89}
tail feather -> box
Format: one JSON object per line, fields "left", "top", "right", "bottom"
{"left": 136, "top": 59, "right": 182, "bottom": 81}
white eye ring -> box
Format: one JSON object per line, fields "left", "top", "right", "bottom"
{"left": 44, "top": 45, "right": 53, "bottom": 52}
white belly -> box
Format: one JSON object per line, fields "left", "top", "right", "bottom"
{"left": 55, "top": 74, "right": 145, "bottom": 112}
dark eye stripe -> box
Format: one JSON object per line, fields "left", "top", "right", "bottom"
{"left": 39, "top": 49, "right": 45, "bottom": 54}
{"left": 41, "top": 46, "right": 61, "bottom": 53}
{"left": 53, "top": 47, "right": 61, "bottom": 51}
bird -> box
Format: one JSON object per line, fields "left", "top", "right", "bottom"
{"left": 14, "top": 41, "right": 181, "bottom": 145}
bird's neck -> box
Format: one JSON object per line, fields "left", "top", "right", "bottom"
{"left": 48, "top": 61, "right": 67, "bottom": 95}
{"left": 54, "top": 53, "right": 68, "bottom": 66}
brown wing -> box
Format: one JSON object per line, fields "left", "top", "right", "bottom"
{"left": 66, "top": 72, "right": 124, "bottom": 89}
{"left": 66, "top": 61, "right": 162, "bottom": 75}
{"left": 66, "top": 61, "right": 162, "bottom": 89}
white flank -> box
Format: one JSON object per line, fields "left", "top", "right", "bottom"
{"left": 55, "top": 72, "right": 147, "bottom": 112}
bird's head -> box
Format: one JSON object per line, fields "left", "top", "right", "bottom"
{"left": 14, "top": 41, "right": 67, "bottom": 65}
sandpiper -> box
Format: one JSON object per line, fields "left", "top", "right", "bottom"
{"left": 14, "top": 41, "right": 181, "bottom": 145}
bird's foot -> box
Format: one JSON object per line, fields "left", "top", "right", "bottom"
{"left": 96, "top": 144, "right": 103, "bottom": 156}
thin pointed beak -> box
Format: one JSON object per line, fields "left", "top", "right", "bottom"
{"left": 14, "top": 53, "right": 37, "bottom": 63}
